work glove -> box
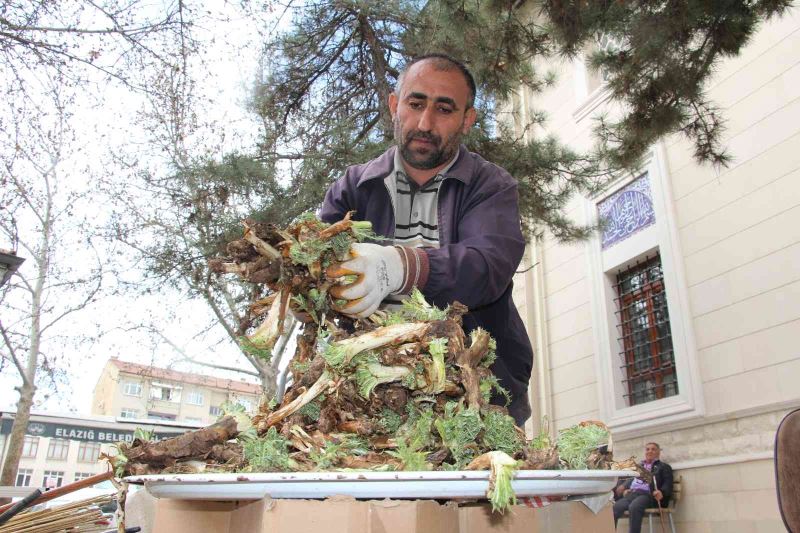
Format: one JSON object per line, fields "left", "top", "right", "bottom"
{"left": 327, "top": 243, "right": 405, "bottom": 318}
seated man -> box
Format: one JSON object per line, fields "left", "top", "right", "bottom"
{"left": 613, "top": 442, "right": 673, "bottom": 533}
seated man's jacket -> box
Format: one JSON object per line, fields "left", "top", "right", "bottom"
{"left": 623, "top": 460, "right": 674, "bottom": 506}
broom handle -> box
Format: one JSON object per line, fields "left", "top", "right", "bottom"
{"left": 0, "top": 470, "right": 113, "bottom": 514}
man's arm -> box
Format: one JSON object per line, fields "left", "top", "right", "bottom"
{"left": 422, "top": 178, "right": 525, "bottom": 310}
{"left": 320, "top": 176, "right": 354, "bottom": 223}
{"left": 657, "top": 463, "right": 674, "bottom": 501}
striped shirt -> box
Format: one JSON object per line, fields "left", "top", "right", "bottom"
{"left": 385, "top": 149, "right": 457, "bottom": 249}
{"left": 382, "top": 149, "right": 455, "bottom": 305}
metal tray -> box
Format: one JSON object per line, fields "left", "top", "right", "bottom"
{"left": 127, "top": 469, "right": 636, "bottom": 500}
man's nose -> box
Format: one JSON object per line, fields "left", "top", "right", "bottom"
{"left": 417, "top": 106, "right": 434, "bottom": 131}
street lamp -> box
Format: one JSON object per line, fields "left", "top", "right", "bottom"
{"left": 0, "top": 249, "right": 25, "bottom": 287}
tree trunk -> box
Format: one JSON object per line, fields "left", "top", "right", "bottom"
{"left": 0, "top": 384, "right": 35, "bottom": 505}
{"left": 358, "top": 13, "right": 394, "bottom": 139}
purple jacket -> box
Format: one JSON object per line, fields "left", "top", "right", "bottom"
{"left": 321, "top": 145, "right": 533, "bottom": 425}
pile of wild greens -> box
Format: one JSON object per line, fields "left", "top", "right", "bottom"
{"left": 112, "top": 214, "right": 616, "bottom": 513}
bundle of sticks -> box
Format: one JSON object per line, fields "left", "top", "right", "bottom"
{"left": 0, "top": 494, "right": 114, "bottom": 533}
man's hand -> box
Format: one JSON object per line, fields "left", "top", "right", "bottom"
{"left": 653, "top": 489, "right": 663, "bottom": 502}
{"left": 327, "top": 243, "right": 404, "bottom": 318}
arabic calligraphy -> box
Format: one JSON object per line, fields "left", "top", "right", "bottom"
{"left": 599, "top": 174, "right": 655, "bottom": 249}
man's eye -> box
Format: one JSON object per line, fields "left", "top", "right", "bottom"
{"left": 438, "top": 106, "right": 454, "bottom": 114}
{"left": 409, "top": 101, "right": 424, "bottom": 109}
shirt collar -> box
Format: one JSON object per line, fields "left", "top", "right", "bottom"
{"left": 392, "top": 149, "right": 457, "bottom": 186}
{"left": 357, "top": 145, "right": 475, "bottom": 187}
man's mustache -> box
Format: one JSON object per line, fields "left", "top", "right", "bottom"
{"left": 405, "top": 131, "right": 440, "bottom": 145}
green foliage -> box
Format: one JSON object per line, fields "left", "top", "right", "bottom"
{"left": 298, "top": 395, "right": 325, "bottom": 422}
{"left": 292, "top": 287, "right": 328, "bottom": 324}
{"left": 541, "top": 0, "right": 792, "bottom": 168}
{"left": 435, "top": 402, "right": 484, "bottom": 468}
{"left": 399, "top": 406, "right": 435, "bottom": 452}
{"left": 528, "top": 416, "right": 553, "bottom": 451}
{"left": 391, "top": 407, "right": 435, "bottom": 470}
{"left": 349, "top": 220, "right": 377, "bottom": 242}
{"left": 322, "top": 343, "right": 348, "bottom": 371}
{"left": 486, "top": 451, "right": 520, "bottom": 513}
{"left": 242, "top": 427, "right": 295, "bottom": 471}
{"left": 388, "top": 440, "right": 431, "bottom": 471}
{"left": 348, "top": 349, "right": 413, "bottom": 398}
{"left": 402, "top": 289, "right": 448, "bottom": 321}
{"left": 481, "top": 410, "right": 523, "bottom": 456}
{"left": 378, "top": 408, "right": 403, "bottom": 434}
{"left": 479, "top": 375, "right": 511, "bottom": 406}
{"left": 556, "top": 424, "right": 609, "bottom": 469}
{"left": 309, "top": 440, "right": 346, "bottom": 469}
{"left": 329, "top": 233, "right": 353, "bottom": 261}
{"left": 381, "top": 289, "right": 448, "bottom": 325}
{"left": 238, "top": 336, "right": 272, "bottom": 362}
{"left": 480, "top": 337, "right": 498, "bottom": 368}
{"left": 238, "top": 0, "right": 790, "bottom": 248}
{"left": 289, "top": 237, "right": 328, "bottom": 266}
{"left": 221, "top": 401, "right": 256, "bottom": 440}
{"left": 133, "top": 427, "right": 155, "bottom": 442}
{"left": 287, "top": 219, "right": 373, "bottom": 268}
{"left": 110, "top": 449, "right": 128, "bottom": 478}
{"left": 289, "top": 359, "right": 310, "bottom": 375}
{"left": 424, "top": 337, "right": 448, "bottom": 393}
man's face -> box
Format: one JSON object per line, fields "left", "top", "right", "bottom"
{"left": 644, "top": 443, "right": 660, "bottom": 462}
{"left": 389, "top": 61, "right": 477, "bottom": 172}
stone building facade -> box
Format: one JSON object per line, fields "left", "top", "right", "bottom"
{"left": 510, "top": 5, "right": 800, "bottom": 532}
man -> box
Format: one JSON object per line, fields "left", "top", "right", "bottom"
{"left": 320, "top": 53, "right": 534, "bottom": 426}
{"left": 613, "top": 442, "right": 674, "bottom": 533}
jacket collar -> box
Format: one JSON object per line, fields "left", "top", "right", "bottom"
{"left": 357, "top": 145, "right": 475, "bottom": 187}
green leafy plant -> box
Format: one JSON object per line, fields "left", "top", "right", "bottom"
{"left": 242, "top": 427, "right": 296, "bottom": 471}
{"left": 481, "top": 410, "right": 523, "bottom": 456}
{"left": 435, "top": 402, "right": 483, "bottom": 469}
{"left": 557, "top": 424, "right": 609, "bottom": 469}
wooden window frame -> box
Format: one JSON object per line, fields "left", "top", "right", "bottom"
{"left": 616, "top": 255, "right": 678, "bottom": 406}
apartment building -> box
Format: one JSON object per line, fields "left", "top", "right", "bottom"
{"left": 0, "top": 411, "right": 194, "bottom": 489}
{"left": 508, "top": 5, "right": 800, "bottom": 532}
{"left": 92, "top": 358, "right": 262, "bottom": 425}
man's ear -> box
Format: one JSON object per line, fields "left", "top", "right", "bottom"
{"left": 462, "top": 106, "right": 477, "bottom": 133}
{"left": 388, "top": 93, "right": 398, "bottom": 119}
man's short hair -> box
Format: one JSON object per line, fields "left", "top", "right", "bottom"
{"left": 395, "top": 53, "right": 476, "bottom": 109}
{"left": 645, "top": 442, "right": 661, "bottom": 450}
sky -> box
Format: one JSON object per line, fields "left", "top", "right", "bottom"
{"left": 0, "top": 2, "right": 293, "bottom": 415}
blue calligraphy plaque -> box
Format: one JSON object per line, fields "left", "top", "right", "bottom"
{"left": 598, "top": 174, "right": 655, "bottom": 249}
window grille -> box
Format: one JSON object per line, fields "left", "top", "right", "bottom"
{"left": 47, "top": 438, "right": 70, "bottom": 460}
{"left": 15, "top": 468, "right": 32, "bottom": 487}
{"left": 615, "top": 254, "right": 679, "bottom": 406}
{"left": 22, "top": 436, "right": 39, "bottom": 458}
{"left": 209, "top": 405, "right": 222, "bottom": 417}
{"left": 78, "top": 441, "right": 101, "bottom": 463}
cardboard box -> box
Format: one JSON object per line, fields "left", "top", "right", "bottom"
{"left": 146, "top": 496, "right": 613, "bottom": 533}
{"left": 459, "top": 501, "right": 613, "bottom": 532}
